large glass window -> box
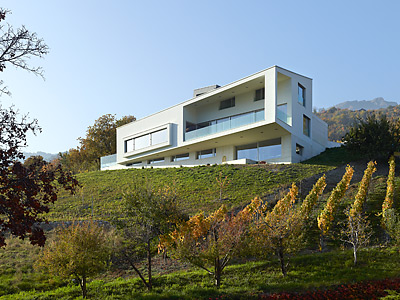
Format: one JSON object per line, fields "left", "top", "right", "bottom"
{"left": 148, "top": 158, "right": 164, "bottom": 164}
{"left": 125, "top": 139, "right": 134, "bottom": 153}
{"left": 258, "top": 139, "right": 281, "bottom": 160}
{"left": 151, "top": 128, "right": 168, "bottom": 145}
{"left": 236, "top": 139, "right": 281, "bottom": 161}
{"left": 303, "top": 115, "right": 310, "bottom": 137}
{"left": 124, "top": 127, "right": 169, "bottom": 153}
{"left": 135, "top": 134, "right": 151, "bottom": 150}
{"left": 236, "top": 143, "right": 258, "bottom": 161}
{"left": 171, "top": 153, "right": 190, "bottom": 162}
{"left": 255, "top": 88, "right": 265, "bottom": 101}
{"left": 298, "top": 84, "right": 305, "bottom": 106}
{"left": 196, "top": 148, "right": 216, "bottom": 159}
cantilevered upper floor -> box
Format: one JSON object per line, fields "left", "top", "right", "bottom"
{"left": 101, "top": 66, "right": 328, "bottom": 169}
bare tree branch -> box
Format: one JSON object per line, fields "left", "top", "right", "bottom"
{"left": 0, "top": 7, "right": 49, "bottom": 95}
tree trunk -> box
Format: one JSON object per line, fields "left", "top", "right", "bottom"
{"left": 78, "top": 275, "right": 87, "bottom": 298}
{"left": 214, "top": 257, "right": 222, "bottom": 287}
{"left": 147, "top": 240, "right": 152, "bottom": 291}
{"left": 353, "top": 246, "right": 357, "bottom": 266}
{"left": 278, "top": 248, "right": 287, "bottom": 277}
{"left": 319, "top": 234, "right": 326, "bottom": 252}
{"left": 127, "top": 259, "right": 150, "bottom": 290}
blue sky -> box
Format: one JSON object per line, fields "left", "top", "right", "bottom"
{"left": 1, "top": 0, "right": 399, "bottom": 153}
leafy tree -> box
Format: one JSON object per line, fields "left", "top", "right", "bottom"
{"left": 23, "top": 155, "right": 45, "bottom": 175}
{"left": 0, "top": 106, "right": 78, "bottom": 247}
{"left": 316, "top": 106, "right": 400, "bottom": 142}
{"left": 37, "top": 221, "right": 113, "bottom": 298}
{"left": 160, "top": 202, "right": 254, "bottom": 287}
{"left": 114, "top": 182, "right": 185, "bottom": 290}
{"left": 0, "top": 8, "right": 49, "bottom": 95}
{"left": 248, "top": 178, "right": 325, "bottom": 276}
{"left": 342, "top": 115, "right": 400, "bottom": 159}
{"left": 60, "top": 114, "right": 135, "bottom": 173}
{"left": 0, "top": 8, "right": 78, "bottom": 247}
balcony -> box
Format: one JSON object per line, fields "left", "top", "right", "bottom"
{"left": 185, "top": 109, "right": 264, "bottom": 141}
{"left": 100, "top": 154, "right": 117, "bottom": 169}
{"left": 277, "top": 109, "right": 292, "bottom": 125}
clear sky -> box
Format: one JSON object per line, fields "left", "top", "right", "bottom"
{"left": 1, "top": 0, "right": 399, "bottom": 154}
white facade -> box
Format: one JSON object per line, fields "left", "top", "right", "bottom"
{"left": 101, "top": 66, "right": 328, "bottom": 170}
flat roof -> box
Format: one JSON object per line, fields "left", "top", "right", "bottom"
{"left": 118, "top": 65, "right": 312, "bottom": 129}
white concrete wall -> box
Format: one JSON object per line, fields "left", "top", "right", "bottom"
{"left": 264, "top": 69, "right": 276, "bottom": 124}
{"left": 111, "top": 66, "right": 328, "bottom": 169}
{"left": 191, "top": 89, "right": 264, "bottom": 124}
{"left": 116, "top": 105, "right": 182, "bottom": 164}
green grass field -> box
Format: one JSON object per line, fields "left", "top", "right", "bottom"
{"left": 2, "top": 246, "right": 400, "bottom": 300}
{"left": 49, "top": 163, "right": 333, "bottom": 221}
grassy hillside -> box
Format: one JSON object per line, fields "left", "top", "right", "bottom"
{"left": 50, "top": 163, "right": 334, "bottom": 221}
{"left": 1, "top": 149, "right": 399, "bottom": 299}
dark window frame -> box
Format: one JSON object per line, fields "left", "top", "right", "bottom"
{"left": 298, "top": 83, "right": 305, "bottom": 106}
{"left": 219, "top": 97, "right": 235, "bottom": 110}
{"left": 148, "top": 157, "right": 165, "bottom": 164}
{"left": 254, "top": 88, "right": 265, "bottom": 101}
{"left": 303, "top": 115, "right": 310, "bottom": 137}
{"left": 296, "top": 144, "right": 304, "bottom": 155}
{"left": 196, "top": 148, "right": 216, "bottom": 159}
{"left": 171, "top": 153, "right": 190, "bottom": 162}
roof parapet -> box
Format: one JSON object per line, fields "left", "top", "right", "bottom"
{"left": 193, "top": 85, "right": 220, "bottom": 97}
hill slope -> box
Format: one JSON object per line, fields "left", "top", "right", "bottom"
{"left": 52, "top": 163, "right": 333, "bottom": 221}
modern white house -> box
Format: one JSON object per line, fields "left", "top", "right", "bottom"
{"left": 101, "top": 66, "right": 328, "bottom": 170}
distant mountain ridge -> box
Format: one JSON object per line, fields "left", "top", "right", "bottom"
{"left": 316, "top": 104, "right": 400, "bottom": 141}
{"left": 22, "top": 151, "right": 58, "bottom": 162}
{"left": 334, "top": 97, "right": 398, "bottom": 111}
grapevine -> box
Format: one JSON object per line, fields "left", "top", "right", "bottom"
{"left": 349, "top": 161, "right": 377, "bottom": 218}
{"left": 317, "top": 165, "right": 354, "bottom": 236}
{"left": 382, "top": 156, "right": 396, "bottom": 227}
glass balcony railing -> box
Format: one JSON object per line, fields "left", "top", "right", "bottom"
{"left": 277, "top": 110, "right": 292, "bottom": 125}
{"left": 100, "top": 154, "right": 117, "bottom": 169}
{"left": 185, "top": 109, "right": 264, "bottom": 141}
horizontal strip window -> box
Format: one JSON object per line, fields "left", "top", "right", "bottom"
{"left": 254, "top": 88, "right": 265, "bottom": 101}
{"left": 148, "top": 158, "right": 165, "bottom": 164}
{"left": 124, "top": 128, "right": 168, "bottom": 153}
{"left": 219, "top": 97, "right": 235, "bottom": 110}
{"left": 196, "top": 148, "right": 216, "bottom": 159}
{"left": 171, "top": 153, "right": 190, "bottom": 162}
{"left": 126, "top": 161, "right": 142, "bottom": 167}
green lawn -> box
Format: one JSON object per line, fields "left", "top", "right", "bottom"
{"left": 2, "top": 247, "right": 400, "bottom": 299}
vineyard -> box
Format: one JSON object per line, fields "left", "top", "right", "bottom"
{"left": 1, "top": 149, "right": 400, "bottom": 299}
